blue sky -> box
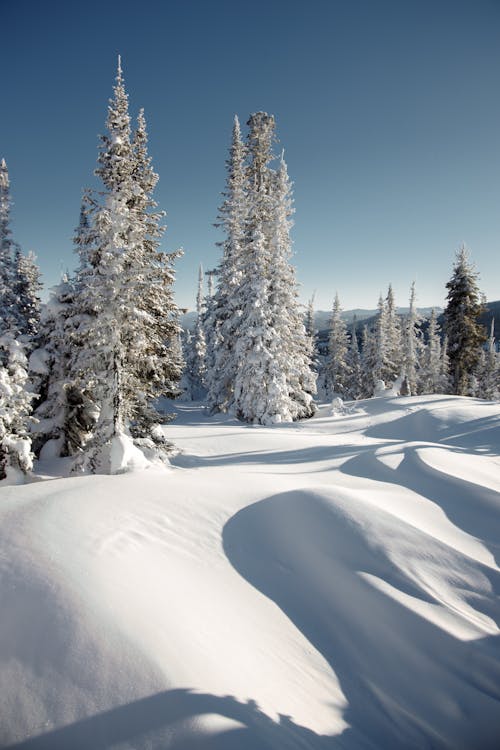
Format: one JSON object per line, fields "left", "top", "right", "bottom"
{"left": 1, "top": 0, "right": 500, "bottom": 311}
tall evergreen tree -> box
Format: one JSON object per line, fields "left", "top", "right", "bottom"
{"left": 41, "top": 59, "right": 182, "bottom": 472}
{"left": 206, "top": 116, "right": 247, "bottom": 414}
{"left": 420, "top": 308, "right": 443, "bottom": 394}
{"left": 360, "top": 323, "right": 378, "bottom": 398}
{"left": 324, "top": 293, "right": 350, "bottom": 397}
{"left": 0, "top": 158, "right": 16, "bottom": 336}
{"left": 401, "top": 282, "right": 424, "bottom": 395}
{"left": 383, "top": 284, "right": 402, "bottom": 383}
{"left": 183, "top": 265, "right": 207, "bottom": 400}
{"left": 232, "top": 115, "right": 315, "bottom": 423}
{"left": 444, "top": 246, "right": 486, "bottom": 395}
{"left": 345, "top": 316, "right": 362, "bottom": 400}
{"left": 0, "top": 334, "right": 34, "bottom": 479}
{"left": 476, "top": 319, "right": 499, "bottom": 400}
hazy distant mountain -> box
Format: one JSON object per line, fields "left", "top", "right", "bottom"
{"left": 314, "top": 306, "right": 444, "bottom": 332}
{"left": 181, "top": 302, "right": 500, "bottom": 335}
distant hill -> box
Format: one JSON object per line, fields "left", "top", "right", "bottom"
{"left": 181, "top": 302, "right": 500, "bottom": 339}
{"left": 314, "top": 307, "right": 443, "bottom": 332}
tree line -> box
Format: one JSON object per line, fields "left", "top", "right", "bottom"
{"left": 0, "top": 60, "right": 497, "bottom": 479}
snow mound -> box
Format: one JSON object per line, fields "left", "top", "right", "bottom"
{"left": 1, "top": 394, "right": 500, "bottom": 748}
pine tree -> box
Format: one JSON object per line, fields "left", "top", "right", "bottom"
{"left": 401, "top": 282, "right": 424, "bottom": 395}
{"left": 206, "top": 116, "right": 247, "bottom": 414}
{"left": 383, "top": 284, "right": 402, "bottom": 383}
{"left": 45, "top": 59, "right": 182, "bottom": 472}
{"left": 360, "top": 323, "right": 378, "bottom": 397}
{"left": 13, "top": 249, "right": 42, "bottom": 340}
{"left": 476, "top": 319, "right": 499, "bottom": 400}
{"left": 232, "top": 115, "right": 315, "bottom": 423}
{"left": 324, "top": 293, "right": 350, "bottom": 397}
{"left": 0, "top": 334, "right": 34, "bottom": 479}
{"left": 0, "top": 158, "right": 16, "bottom": 336}
{"left": 420, "top": 308, "right": 443, "bottom": 394}
{"left": 265, "top": 155, "right": 316, "bottom": 419}
{"left": 183, "top": 265, "right": 207, "bottom": 400}
{"left": 305, "top": 293, "right": 316, "bottom": 339}
{"left": 345, "top": 316, "right": 362, "bottom": 400}
{"left": 444, "top": 246, "right": 486, "bottom": 395}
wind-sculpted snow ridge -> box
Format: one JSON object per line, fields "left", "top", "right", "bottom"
{"left": 0, "top": 395, "right": 499, "bottom": 748}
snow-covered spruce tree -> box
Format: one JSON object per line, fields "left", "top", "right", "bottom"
{"left": 233, "top": 116, "right": 315, "bottom": 423}
{"left": 0, "top": 158, "right": 17, "bottom": 336}
{"left": 206, "top": 116, "right": 247, "bottom": 414}
{"left": 360, "top": 323, "right": 378, "bottom": 398}
{"left": 444, "top": 246, "right": 486, "bottom": 396}
{"left": 0, "top": 334, "right": 34, "bottom": 480}
{"left": 401, "top": 282, "right": 424, "bottom": 395}
{"left": 183, "top": 264, "right": 207, "bottom": 400}
{"left": 476, "top": 319, "right": 499, "bottom": 400}
{"left": 13, "top": 249, "right": 42, "bottom": 340}
{"left": 265, "top": 154, "right": 316, "bottom": 419}
{"left": 420, "top": 308, "right": 443, "bottom": 394}
{"left": 59, "top": 60, "right": 182, "bottom": 472}
{"left": 345, "top": 316, "right": 362, "bottom": 400}
{"left": 126, "top": 106, "right": 183, "bottom": 429}
{"left": 383, "top": 284, "right": 402, "bottom": 383}
{"left": 324, "top": 293, "right": 350, "bottom": 398}
{"left": 305, "top": 293, "right": 315, "bottom": 339}
{"left": 0, "top": 159, "right": 38, "bottom": 477}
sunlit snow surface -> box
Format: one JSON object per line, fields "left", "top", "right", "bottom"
{"left": 1, "top": 395, "right": 500, "bottom": 749}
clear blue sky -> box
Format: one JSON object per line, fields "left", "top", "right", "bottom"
{"left": 1, "top": 0, "right": 500, "bottom": 312}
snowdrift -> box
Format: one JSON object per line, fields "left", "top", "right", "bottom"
{"left": 1, "top": 395, "right": 499, "bottom": 748}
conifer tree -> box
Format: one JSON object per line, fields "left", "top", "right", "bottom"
{"left": 420, "top": 308, "right": 443, "bottom": 394}
{"left": 360, "top": 324, "right": 378, "bottom": 398}
{"left": 232, "top": 115, "right": 315, "bottom": 423}
{"left": 305, "top": 293, "right": 315, "bottom": 339}
{"left": 324, "top": 293, "right": 350, "bottom": 397}
{"left": 0, "top": 158, "right": 16, "bottom": 335}
{"left": 0, "top": 334, "right": 34, "bottom": 479}
{"left": 401, "top": 282, "right": 424, "bottom": 395}
{"left": 345, "top": 316, "right": 362, "bottom": 400}
{"left": 383, "top": 284, "right": 402, "bottom": 383}
{"left": 0, "top": 159, "right": 38, "bottom": 477}
{"left": 42, "top": 59, "right": 182, "bottom": 472}
{"left": 477, "top": 319, "right": 499, "bottom": 400}
{"left": 183, "top": 265, "right": 207, "bottom": 400}
{"left": 444, "top": 246, "right": 486, "bottom": 395}
{"left": 206, "top": 116, "right": 247, "bottom": 414}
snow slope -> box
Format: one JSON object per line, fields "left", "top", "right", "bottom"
{"left": 1, "top": 395, "right": 500, "bottom": 749}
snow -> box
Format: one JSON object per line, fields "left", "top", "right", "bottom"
{"left": 1, "top": 394, "right": 500, "bottom": 748}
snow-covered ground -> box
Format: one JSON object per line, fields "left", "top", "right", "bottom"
{"left": 1, "top": 395, "right": 500, "bottom": 749}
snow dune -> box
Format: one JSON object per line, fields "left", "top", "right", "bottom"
{"left": 1, "top": 395, "right": 500, "bottom": 748}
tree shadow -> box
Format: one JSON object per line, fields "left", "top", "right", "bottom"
{"left": 223, "top": 490, "right": 500, "bottom": 749}
{"left": 340, "top": 445, "right": 500, "bottom": 570}
{"left": 4, "top": 689, "right": 333, "bottom": 750}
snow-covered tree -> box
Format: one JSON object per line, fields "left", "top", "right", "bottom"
{"left": 360, "top": 323, "right": 378, "bottom": 398}
{"left": 232, "top": 116, "right": 315, "bottom": 423}
{"left": 183, "top": 265, "right": 207, "bottom": 400}
{"left": 13, "top": 248, "right": 42, "bottom": 342}
{"left": 206, "top": 116, "right": 247, "bottom": 414}
{"left": 0, "top": 334, "right": 34, "bottom": 480}
{"left": 345, "top": 316, "right": 362, "bottom": 400}
{"left": 420, "top": 309, "right": 443, "bottom": 394}
{"left": 324, "top": 293, "right": 350, "bottom": 397}
{"left": 382, "top": 284, "right": 402, "bottom": 383}
{"left": 0, "top": 158, "right": 17, "bottom": 336}
{"left": 444, "top": 246, "right": 486, "bottom": 395}
{"left": 305, "top": 293, "right": 316, "bottom": 339}
{"left": 401, "top": 282, "right": 424, "bottom": 395}
{"left": 208, "top": 112, "right": 315, "bottom": 423}
{"left": 39, "top": 59, "right": 182, "bottom": 472}
{"left": 476, "top": 319, "right": 499, "bottom": 400}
